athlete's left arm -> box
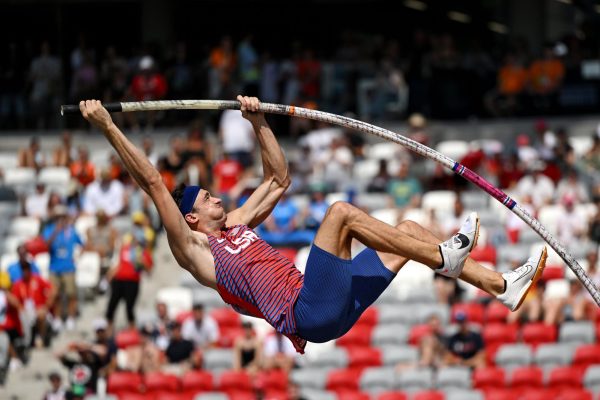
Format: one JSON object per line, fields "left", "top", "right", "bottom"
{"left": 227, "top": 95, "right": 290, "bottom": 229}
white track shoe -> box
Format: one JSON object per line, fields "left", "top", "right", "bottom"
{"left": 497, "top": 246, "right": 547, "bottom": 311}
{"left": 436, "top": 212, "right": 480, "bottom": 278}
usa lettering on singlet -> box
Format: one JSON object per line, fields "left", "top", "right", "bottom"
{"left": 207, "top": 224, "right": 306, "bottom": 353}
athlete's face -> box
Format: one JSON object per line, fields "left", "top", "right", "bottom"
{"left": 186, "top": 189, "right": 226, "bottom": 228}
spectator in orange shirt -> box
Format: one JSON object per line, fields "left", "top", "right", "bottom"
{"left": 70, "top": 145, "right": 96, "bottom": 187}
{"left": 209, "top": 36, "right": 236, "bottom": 98}
{"left": 485, "top": 54, "right": 528, "bottom": 117}
{"left": 528, "top": 44, "right": 565, "bottom": 112}
{"left": 11, "top": 262, "right": 56, "bottom": 348}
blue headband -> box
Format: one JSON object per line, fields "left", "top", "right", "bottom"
{"left": 179, "top": 186, "right": 201, "bottom": 216}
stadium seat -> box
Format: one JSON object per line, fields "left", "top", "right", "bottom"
{"left": 510, "top": 366, "right": 543, "bottom": 389}
{"left": 181, "top": 370, "right": 214, "bottom": 394}
{"left": 375, "top": 392, "right": 408, "bottom": 400}
{"left": 75, "top": 251, "right": 101, "bottom": 290}
{"left": 559, "top": 321, "right": 595, "bottom": 344}
{"left": 353, "top": 158, "right": 380, "bottom": 182}
{"left": 117, "top": 393, "right": 147, "bottom": 400}
{"left": 444, "top": 390, "right": 484, "bottom": 400}
{"left": 573, "top": 344, "right": 600, "bottom": 368}
{"left": 483, "top": 323, "right": 519, "bottom": 348}
{"left": 9, "top": 216, "right": 40, "bottom": 237}
{"left": 547, "top": 366, "right": 583, "bottom": 390}
{"left": 494, "top": 344, "right": 533, "bottom": 369}
{"left": 256, "top": 369, "right": 288, "bottom": 392}
{"left": 521, "top": 322, "right": 558, "bottom": 347}
{"left": 38, "top": 166, "right": 71, "bottom": 195}
{"left": 227, "top": 391, "right": 255, "bottom": 400}
{"left": 483, "top": 388, "right": 516, "bottom": 400}
{"left": 370, "top": 208, "right": 399, "bottom": 226}
{"left": 367, "top": 142, "right": 404, "bottom": 160}
{"left": 360, "top": 367, "right": 395, "bottom": 392}
{"left": 308, "top": 348, "right": 349, "bottom": 369}
{"left": 416, "top": 303, "right": 450, "bottom": 325}
{"left": 451, "top": 303, "right": 485, "bottom": 325}
{"left": 156, "top": 287, "right": 193, "bottom": 319}
{"left": 74, "top": 214, "right": 97, "bottom": 239}
{"left": 378, "top": 304, "right": 419, "bottom": 325}
{"left": 519, "top": 389, "right": 558, "bottom": 400}
{"left": 151, "top": 392, "right": 191, "bottom": 400}
{"left": 422, "top": 190, "right": 457, "bottom": 215}
{"left": 203, "top": 349, "right": 234, "bottom": 371}
{"left": 347, "top": 346, "right": 382, "bottom": 370}
{"left": 472, "top": 367, "right": 505, "bottom": 390}
{"left": 299, "top": 389, "right": 337, "bottom": 400}
{"left": 372, "top": 324, "right": 410, "bottom": 347}
{"left": 144, "top": 371, "right": 180, "bottom": 393}
{"left": 411, "top": 390, "right": 444, "bottom": 400}
{"left": 263, "top": 389, "right": 288, "bottom": 400}
{"left": 210, "top": 308, "right": 241, "bottom": 329}
{"left": 380, "top": 345, "right": 419, "bottom": 367}
{"left": 533, "top": 343, "right": 575, "bottom": 369}
{"left": 555, "top": 388, "right": 593, "bottom": 400}
{"left": 408, "top": 324, "right": 433, "bottom": 346}
{"left": 217, "top": 327, "right": 244, "bottom": 348}
{"left": 0, "top": 153, "right": 17, "bottom": 170}
{"left": 336, "top": 390, "right": 371, "bottom": 400}
{"left": 34, "top": 252, "right": 50, "bottom": 279}
{"left": 291, "top": 368, "right": 330, "bottom": 390}
{"left": 336, "top": 325, "right": 373, "bottom": 349}
{"left": 115, "top": 328, "right": 142, "bottom": 349}
{"left": 435, "top": 140, "right": 470, "bottom": 161}
{"left": 542, "top": 266, "right": 565, "bottom": 282}
{"left": 436, "top": 366, "right": 472, "bottom": 390}
{"left": 355, "top": 307, "right": 378, "bottom": 328}
{"left": 0, "top": 252, "right": 17, "bottom": 273}
{"left": 193, "top": 393, "right": 229, "bottom": 400}
{"left": 484, "top": 301, "right": 509, "bottom": 324}
{"left": 584, "top": 365, "right": 600, "bottom": 393}
{"left": 107, "top": 371, "right": 143, "bottom": 395}
{"left": 326, "top": 369, "right": 361, "bottom": 392}
{"left": 460, "top": 191, "right": 489, "bottom": 211}
{"left": 395, "top": 367, "right": 434, "bottom": 392}
{"left": 470, "top": 244, "right": 497, "bottom": 265}
{"left": 219, "top": 370, "right": 253, "bottom": 393}
{"left": 294, "top": 246, "right": 311, "bottom": 273}
{"left": 3, "top": 167, "right": 36, "bottom": 194}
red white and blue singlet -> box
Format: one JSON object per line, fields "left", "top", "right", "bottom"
{"left": 207, "top": 224, "right": 307, "bottom": 352}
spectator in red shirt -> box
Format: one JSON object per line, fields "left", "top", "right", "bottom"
{"left": 0, "top": 285, "right": 24, "bottom": 371}
{"left": 124, "top": 56, "right": 167, "bottom": 131}
{"left": 212, "top": 153, "right": 244, "bottom": 211}
{"left": 11, "top": 262, "right": 56, "bottom": 348}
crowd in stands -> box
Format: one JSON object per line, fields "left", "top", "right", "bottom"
{"left": 2, "top": 27, "right": 600, "bottom": 131}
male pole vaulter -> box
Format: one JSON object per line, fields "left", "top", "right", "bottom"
{"left": 79, "top": 96, "right": 546, "bottom": 352}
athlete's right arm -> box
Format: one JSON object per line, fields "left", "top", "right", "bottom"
{"left": 78, "top": 100, "right": 200, "bottom": 270}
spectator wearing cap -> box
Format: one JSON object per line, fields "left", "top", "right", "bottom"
{"left": 91, "top": 318, "right": 117, "bottom": 373}
{"left": 7, "top": 244, "right": 41, "bottom": 285}
{"left": 444, "top": 311, "right": 485, "bottom": 369}
{"left": 11, "top": 261, "right": 55, "bottom": 348}
{"left": 233, "top": 321, "right": 262, "bottom": 374}
{"left": 181, "top": 303, "right": 219, "bottom": 350}
{"left": 43, "top": 205, "right": 83, "bottom": 332}
{"left": 105, "top": 217, "right": 153, "bottom": 330}
{"left": 43, "top": 371, "right": 66, "bottom": 400}
{"left": 24, "top": 182, "right": 49, "bottom": 219}
{"left": 69, "top": 145, "right": 96, "bottom": 187}
{"left": 82, "top": 167, "right": 125, "bottom": 217}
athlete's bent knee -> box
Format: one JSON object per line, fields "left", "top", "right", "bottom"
{"left": 325, "top": 201, "right": 356, "bottom": 222}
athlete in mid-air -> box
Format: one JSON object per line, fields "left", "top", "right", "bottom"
{"left": 79, "top": 96, "right": 547, "bottom": 352}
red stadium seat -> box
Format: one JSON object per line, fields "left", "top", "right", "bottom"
{"left": 541, "top": 266, "right": 564, "bottom": 281}
{"left": 484, "top": 388, "right": 518, "bottom": 400}
{"left": 485, "top": 301, "right": 510, "bottom": 324}
{"left": 217, "top": 327, "right": 244, "bottom": 348}
{"left": 176, "top": 310, "right": 193, "bottom": 324}
{"left": 144, "top": 372, "right": 180, "bottom": 393}
{"left": 107, "top": 371, "right": 143, "bottom": 395}
{"left": 376, "top": 392, "right": 408, "bottom": 400}
{"left": 452, "top": 302, "right": 485, "bottom": 324}
{"left": 337, "top": 325, "right": 373, "bottom": 349}
{"left": 510, "top": 366, "right": 543, "bottom": 388}
{"left": 181, "top": 370, "right": 214, "bottom": 393}
{"left": 228, "top": 391, "right": 257, "bottom": 400}
{"left": 346, "top": 347, "right": 381, "bottom": 370}
{"left": 263, "top": 389, "right": 288, "bottom": 400}
{"left": 485, "top": 342, "right": 503, "bottom": 366}
{"left": 483, "top": 323, "right": 518, "bottom": 347}
{"left": 117, "top": 393, "right": 147, "bottom": 400}
{"left": 256, "top": 369, "right": 289, "bottom": 392}
{"left": 412, "top": 390, "right": 444, "bottom": 400}
{"left": 219, "top": 370, "right": 253, "bottom": 393}
{"left": 336, "top": 390, "right": 371, "bottom": 400}
{"left": 326, "top": 369, "right": 361, "bottom": 392}
{"left": 520, "top": 389, "right": 559, "bottom": 400}
{"left": 152, "top": 392, "right": 193, "bottom": 400}
{"left": 573, "top": 344, "right": 600, "bottom": 369}
{"left": 210, "top": 308, "right": 242, "bottom": 329}
{"left": 473, "top": 367, "right": 505, "bottom": 390}
{"left": 556, "top": 388, "right": 593, "bottom": 400}
{"left": 355, "top": 307, "right": 378, "bottom": 328}
{"left": 547, "top": 366, "right": 583, "bottom": 390}
{"left": 409, "top": 324, "right": 433, "bottom": 346}
{"left": 115, "top": 329, "right": 142, "bottom": 349}
{"left": 521, "top": 322, "right": 558, "bottom": 348}
{"left": 470, "top": 244, "right": 497, "bottom": 265}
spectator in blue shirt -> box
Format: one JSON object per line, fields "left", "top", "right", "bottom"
{"left": 7, "top": 244, "right": 41, "bottom": 285}
{"left": 258, "top": 194, "right": 314, "bottom": 245}
{"left": 42, "top": 205, "right": 83, "bottom": 332}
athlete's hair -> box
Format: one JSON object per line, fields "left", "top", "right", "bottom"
{"left": 171, "top": 183, "right": 187, "bottom": 211}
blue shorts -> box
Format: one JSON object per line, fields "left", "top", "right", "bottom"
{"left": 293, "top": 245, "right": 396, "bottom": 343}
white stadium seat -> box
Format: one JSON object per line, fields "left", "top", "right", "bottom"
{"left": 435, "top": 140, "right": 470, "bottom": 161}
{"left": 156, "top": 286, "right": 193, "bottom": 319}
{"left": 9, "top": 216, "right": 41, "bottom": 238}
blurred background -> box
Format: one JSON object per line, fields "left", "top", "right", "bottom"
{"left": 0, "top": 0, "right": 600, "bottom": 399}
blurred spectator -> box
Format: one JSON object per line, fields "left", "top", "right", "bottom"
{"left": 7, "top": 244, "right": 41, "bottom": 285}
{"left": 498, "top": 152, "right": 525, "bottom": 189}
{"left": 407, "top": 112, "right": 429, "bottom": 146}
{"left": 100, "top": 45, "right": 128, "bottom": 103}
{"left": 0, "top": 284, "right": 25, "bottom": 372}
{"left": 556, "top": 194, "right": 586, "bottom": 244}
{"left": 318, "top": 136, "right": 354, "bottom": 191}
{"left": 164, "top": 134, "right": 185, "bottom": 174}
{"left": 296, "top": 48, "right": 321, "bottom": 102}
{"left": 544, "top": 278, "right": 587, "bottom": 325}
{"left": 117, "top": 325, "right": 163, "bottom": 373}
{"left": 516, "top": 161, "right": 555, "bottom": 208}
{"left": 386, "top": 161, "right": 422, "bottom": 209}
{"left": 90, "top": 318, "right": 117, "bottom": 374}
{"left": 142, "top": 300, "right": 172, "bottom": 351}
{"left": 165, "top": 321, "right": 196, "bottom": 368}
{"left": 0, "top": 41, "right": 27, "bottom": 130}
{"left": 425, "top": 163, "right": 455, "bottom": 191}
{"left": 485, "top": 53, "right": 528, "bottom": 117}
{"left": 589, "top": 199, "right": 600, "bottom": 245}
{"left": 56, "top": 343, "right": 102, "bottom": 396}
{"left": 233, "top": 321, "right": 262, "bottom": 374}
{"left": 556, "top": 168, "right": 590, "bottom": 203}
{"left": 141, "top": 135, "right": 158, "bottom": 166}
{"left": 69, "top": 145, "right": 96, "bottom": 187}
{"left": 183, "top": 120, "right": 213, "bottom": 188}
{"left": 262, "top": 331, "right": 297, "bottom": 372}
{"left": 288, "top": 381, "right": 308, "bottom": 400}
{"left": 69, "top": 51, "right": 99, "bottom": 106}
{"left": 237, "top": 34, "right": 260, "bottom": 96}
{"left": 302, "top": 188, "right": 329, "bottom": 231}
{"left": 84, "top": 210, "right": 118, "bottom": 292}
{"left": 52, "top": 131, "right": 75, "bottom": 167}
{"left": 219, "top": 107, "right": 255, "bottom": 169}
{"left": 582, "top": 133, "right": 600, "bottom": 178}
{"left": 416, "top": 314, "right": 447, "bottom": 369}
{"left": 366, "top": 160, "right": 391, "bottom": 193}
{"left": 259, "top": 193, "right": 314, "bottom": 246}
{"left": 181, "top": 303, "right": 219, "bottom": 350}
{"left": 212, "top": 152, "right": 244, "bottom": 210}
{"left": 11, "top": 262, "right": 55, "bottom": 348}
{"left": 43, "top": 371, "right": 66, "bottom": 400}
{"left": 45, "top": 192, "right": 64, "bottom": 226}
{"left": 23, "top": 182, "right": 49, "bottom": 219}
{"left": 528, "top": 44, "right": 565, "bottom": 112}
{"left": 208, "top": 36, "right": 236, "bottom": 99}
{"left": 157, "top": 157, "right": 176, "bottom": 193}
{"left": 444, "top": 311, "right": 485, "bottom": 369}
{"left": 165, "top": 42, "right": 195, "bottom": 101}
{"left": 124, "top": 56, "right": 168, "bottom": 131}
{"left": 442, "top": 198, "right": 469, "bottom": 238}
{"left": 105, "top": 216, "right": 153, "bottom": 330}
{"left": 28, "top": 41, "right": 62, "bottom": 130}
{"left": 82, "top": 168, "right": 125, "bottom": 217}
{"left": 107, "top": 153, "right": 125, "bottom": 182}
{"left": 515, "top": 134, "right": 539, "bottom": 170}
{"left": 18, "top": 136, "right": 46, "bottom": 171}
{"left": 43, "top": 205, "right": 83, "bottom": 332}
{"left": 505, "top": 194, "right": 536, "bottom": 243}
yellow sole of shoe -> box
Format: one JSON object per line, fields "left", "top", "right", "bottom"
{"left": 513, "top": 247, "right": 548, "bottom": 312}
